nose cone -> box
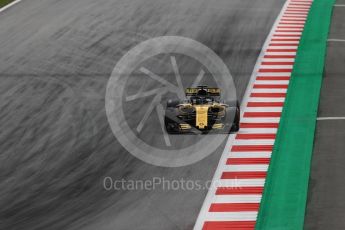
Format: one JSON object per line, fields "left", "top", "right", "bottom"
{"left": 195, "top": 106, "right": 208, "bottom": 129}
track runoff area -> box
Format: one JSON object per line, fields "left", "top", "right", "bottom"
{"left": 194, "top": 0, "right": 313, "bottom": 229}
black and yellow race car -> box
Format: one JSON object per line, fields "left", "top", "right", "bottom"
{"left": 164, "top": 86, "right": 240, "bottom": 134}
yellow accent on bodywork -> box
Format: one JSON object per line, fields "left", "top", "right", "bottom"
{"left": 179, "top": 124, "right": 191, "bottom": 129}
{"left": 177, "top": 102, "right": 227, "bottom": 130}
{"left": 212, "top": 123, "right": 224, "bottom": 129}
{"left": 195, "top": 105, "right": 209, "bottom": 129}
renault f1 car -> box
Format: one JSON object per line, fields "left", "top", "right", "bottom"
{"left": 164, "top": 86, "right": 240, "bottom": 134}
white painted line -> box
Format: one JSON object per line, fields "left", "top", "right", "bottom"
{"left": 287, "top": 8, "right": 311, "bottom": 10}
{"left": 240, "top": 117, "right": 280, "bottom": 122}
{"left": 218, "top": 179, "right": 266, "bottom": 187}
{"left": 262, "top": 58, "right": 296, "bottom": 62}
{"left": 203, "top": 212, "right": 258, "bottom": 221}
{"left": 223, "top": 164, "right": 269, "bottom": 172}
{"left": 287, "top": 7, "right": 310, "bottom": 9}
{"left": 252, "top": 89, "right": 287, "bottom": 93}
{"left": 260, "top": 65, "right": 293, "bottom": 70}
{"left": 276, "top": 28, "right": 303, "bottom": 31}
{"left": 229, "top": 152, "right": 272, "bottom": 158}
{"left": 277, "top": 23, "right": 304, "bottom": 26}
{"left": 248, "top": 98, "right": 285, "bottom": 102}
{"left": 274, "top": 31, "right": 302, "bottom": 35}
{"left": 278, "top": 22, "right": 305, "bottom": 25}
{"left": 334, "top": 4, "right": 345, "bottom": 7}
{"left": 238, "top": 127, "right": 278, "bottom": 133}
{"left": 276, "top": 27, "right": 304, "bottom": 29}
{"left": 267, "top": 46, "right": 299, "bottom": 49}
{"left": 265, "top": 51, "right": 297, "bottom": 55}
{"left": 317, "top": 117, "right": 345, "bottom": 121}
{"left": 280, "top": 18, "right": 307, "bottom": 20}
{"left": 259, "top": 65, "right": 293, "bottom": 69}
{"left": 286, "top": 9, "right": 308, "bottom": 15}
{"left": 284, "top": 15, "right": 307, "bottom": 19}
{"left": 212, "top": 195, "right": 262, "bottom": 204}
{"left": 281, "top": 14, "right": 308, "bottom": 16}
{"left": 244, "top": 107, "right": 283, "bottom": 112}
{"left": 256, "top": 72, "right": 291, "bottom": 77}
{"left": 253, "top": 84, "right": 288, "bottom": 88}
{"left": 277, "top": 25, "right": 304, "bottom": 27}
{"left": 245, "top": 105, "right": 283, "bottom": 111}
{"left": 255, "top": 81, "right": 289, "bottom": 85}
{"left": 240, "top": 119, "right": 280, "bottom": 124}
{"left": 0, "top": 0, "right": 22, "bottom": 13}
{"left": 233, "top": 139, "right": 275, "bottom": 145}
{"left": 328, "top": 39, "right": 345, "bottom": 42}
{"left": 254, "top": 80, "right": 289, "bottom": 84}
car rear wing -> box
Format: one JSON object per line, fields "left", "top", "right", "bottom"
{"left": 185, "top": 87, "right": 221, "bottom": 96}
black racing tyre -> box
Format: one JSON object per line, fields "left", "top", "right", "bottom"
{"left": 230, "top": 106, "right": 240, "bottom": 132}
{"left": 167, "top": 100, "right": 180, "bottom": 108}
{"left": 164, "top": 117, "right": 180, "bottom": 134}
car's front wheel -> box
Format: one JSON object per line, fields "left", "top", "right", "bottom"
{"left": 164, "top": 117, "right": 180, "bottom": 134}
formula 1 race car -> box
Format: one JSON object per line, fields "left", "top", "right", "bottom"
{"left": 164, "top": 86, "right": 240, "bottom": 134}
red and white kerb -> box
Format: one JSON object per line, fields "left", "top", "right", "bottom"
{"left": 194, "top": 0, "right": 313, "bottom": 229}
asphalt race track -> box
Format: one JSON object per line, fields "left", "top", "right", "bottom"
{"left": 0, "top": 0, "right": 285, "bottom": 229}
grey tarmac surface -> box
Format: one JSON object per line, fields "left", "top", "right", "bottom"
{"left": 304, "top": 2, "right": 345, "bottom": 229}
{"left": 0, "top": 0, "right": 285, "bottom": 229}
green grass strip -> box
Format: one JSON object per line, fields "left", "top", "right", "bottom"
{"left": 255, "top": 0, "right": 335, "bottom": 229}
{"left": 0, "top": 0, "right": 15, "bottom": 8}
